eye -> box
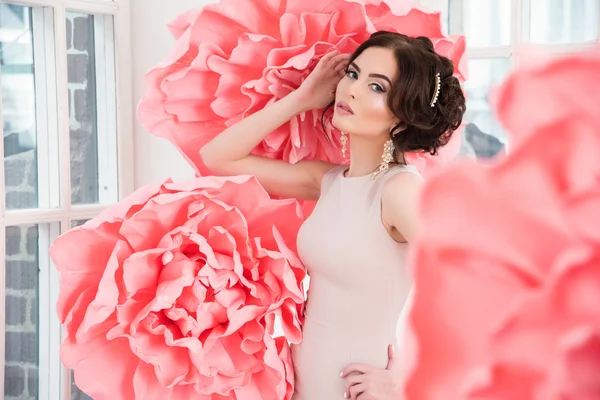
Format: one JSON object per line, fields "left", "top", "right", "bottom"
{"left": 370, "top": 83, "right": 386, "bottom": 93}
{"left": 345, "top": 69, "right": 358, "bottom": 79}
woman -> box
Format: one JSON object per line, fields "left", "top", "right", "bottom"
{"left": 200, "top": 31, "right": 465, "bottom": 400}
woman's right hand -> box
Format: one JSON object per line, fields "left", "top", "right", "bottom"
{"left": 293, "top": 50, "right": 350, "bottom": 112}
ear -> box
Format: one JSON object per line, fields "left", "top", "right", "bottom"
{"left": 391, "top": 120, "right": 406, "bottom": 134}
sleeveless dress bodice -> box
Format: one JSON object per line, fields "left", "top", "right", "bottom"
{"left": 290, "top": 164, "right": 421, "bottom": 400}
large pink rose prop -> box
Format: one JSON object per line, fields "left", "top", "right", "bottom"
{"left": 137, "top": 0, "right": 467, "bottom": 176}
{"left": 403, "top": 47, "right": 600, "bottom": 399}
{"left": 493, "top": 46, "right": 600, "bottom": 146}
{"left": 50, "top": 176, "right": 306, "bottom": 400}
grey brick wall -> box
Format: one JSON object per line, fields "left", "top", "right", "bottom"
{"left": 4, "top": 225, "right": 39, "bottom": 400}
{"left": 4, "top": 13, "right": 97, "bottom": 400}
{"left": 67, "top": 13, "right": 99, "bottom": 206}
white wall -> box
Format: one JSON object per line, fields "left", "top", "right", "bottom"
{"left": 130, "top": 0, "right": 216, "bottom": 188}
{"left": 129, "top": 0, "right": 447, "bottom": 189}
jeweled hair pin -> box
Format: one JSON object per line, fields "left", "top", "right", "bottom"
{"left": 430, "top": 72, "right": 441, "bottom": 107}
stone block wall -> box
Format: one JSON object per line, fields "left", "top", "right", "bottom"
{"left": 3, "top": 226, "right": 39, "bottom": 400}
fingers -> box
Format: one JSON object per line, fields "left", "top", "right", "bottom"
{"left": 334, "top": 55, "right": 350, "bottom": 73}
{"left": 385, "top": 344, "right": 395, "bottom": 370}
{"left": 318, "top": 50, "right": 350, "bottom": 70}
{"left": 341, "top": 363, "right": 374, "bottom": 377}
{"left": 333, "top": 53, "right": 350, "bottom": 66}
{"left": 317, "top": 49, "right": 339, "bottom": 67}
{"left": 349, "top": 383, "right": 368, "bottom": 400}
{"left": 344, "top": 374, "right": 365, "bottom": 399}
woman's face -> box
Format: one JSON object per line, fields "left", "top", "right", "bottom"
{"left": 332, "top": 46, "right": 399, "bottom": 138}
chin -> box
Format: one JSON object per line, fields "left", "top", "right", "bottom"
{"left": 331, "top": 113, "right": 351, "bottom": 132}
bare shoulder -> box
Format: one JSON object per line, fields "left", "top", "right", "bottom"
{"left": 381, "top": 170, "right": 424, "bottom": 243}
{"left": 381, "top": 170, "right": 423, "bottom": 199}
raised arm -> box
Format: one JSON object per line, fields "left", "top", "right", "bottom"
{"left": 200, "top": 50, "right": 349, "bottom": 201}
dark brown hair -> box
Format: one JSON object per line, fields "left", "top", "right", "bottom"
{"left": 322, "top": 31, "right": 466, "bottom": 163}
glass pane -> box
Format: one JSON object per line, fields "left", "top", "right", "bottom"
{"left": 66, "top": 12, "right": 118, "bottom": 205}
{"left": 527, "top": 0, "right": 599, "bottom": 44}
{"left": 463, "top": 0, "right": 511, "bottom": 47}
{"left": 4, "top": 224, "right": 41, "bottom": 399}
{"left": 70, "top": 371, "right": 92, "bottom": 400}
{"left": 463, "top": 58, "right": 511, "bottom": 159}
{"left": 70, "top": 219, "right": 88, "bottom": 228}
{"left": 1, "top": 4, "right": 37, "bottom": 210}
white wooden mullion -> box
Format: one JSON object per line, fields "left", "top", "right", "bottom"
{"left": 113, "top": 0, "right": 134, "bottom": 199}
{"left": 2, "top": 205, "right": 110, "bottom": 226}
{"left": 511, "top": 0, "right": 523, "bottom": 67}
{"left": 596, "top": 0, "right": 600, "bottom": 41}
{"left": 53, "top": 4, "right": 72, "bottom": 218}
{"left": 538, "top": 42, "right": 599, "bottom": 53}
{"left": 32, "top": 7, "right": 51, "bottom": 212}
{"left": 57, "top": 217, "right": 70, "bottom": 400}
{"left": 8, "top": 0, "right": 118, "bottom": 15}
{"left": 466, "top": 46, "right": 513, "bottom": 59}
{"left": 46, "top": 222, "right": 63, "bottom": 400}
{"left": 37, "top": 223, "right": 51, "bottom": 400}
{"left": 564, "top": 0, "right": 572, "bottom": 42}
{"left": 94, "top": 15, "right": 119, "bottom": 205}
{"left": 448, "top": 0, "right": 464, "bottom": 36}
{"left": 33, "top": 7, "right": 61, "bottom": 212}
{"left": 44, "top": 7, "right": 61, "bottom": 211}
{"left": 521, "top": 0, "right": 531, "bottom": 45}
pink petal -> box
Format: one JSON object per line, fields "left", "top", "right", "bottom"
{"left": 61, "top": 336, "right": 137, "bottom": 400}
{"left": 494, "top": 45, "right": 600, "bottom": 145}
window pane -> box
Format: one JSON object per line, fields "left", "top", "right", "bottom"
{"left": 2, "top": 4, "right": 59, "bottom": 211}
{"left": 4, "top": 224, "right": 41, "bottom": 399}
{"left": 0, "top": 5, "right": 26, "bottom": 30}
{"left": 67, "top": 12, "right": 118, "bottom": 206}
{"left": 527, "top": 0, "right": 599, "bottom": 44}
{"left": 462, "top": 0, "right": 511, "bottom": 47}
{"left": 70, "top": 219, "right": 88, "bottom": 228}
{"left": 463, "top": 58, "right": 511, "bottom": 159}
{"left": 2, "top": 5, "right": 37, "bottom": 210}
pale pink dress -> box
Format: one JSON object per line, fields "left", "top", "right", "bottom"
{"left": 291, "top": 164, "right": 420, "bottom": 399}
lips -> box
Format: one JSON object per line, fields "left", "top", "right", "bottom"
{"left": 336, "top": 101, "right": 354, "bottom": 114}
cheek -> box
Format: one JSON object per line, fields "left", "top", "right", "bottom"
{"left": 335, "top": 78, "right": 350, "bottom": 99}
{"left": 358, "top": 92, "right": 394, "bottom": 128}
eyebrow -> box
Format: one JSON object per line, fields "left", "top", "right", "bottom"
{"left": 350, "top": 62, "right": 392, "bottom": 85}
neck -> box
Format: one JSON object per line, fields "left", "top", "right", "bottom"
{"left": 345, "top": 134, "right": 388, "bottom": 177}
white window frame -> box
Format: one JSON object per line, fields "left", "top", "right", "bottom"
{"left": 436, "top": 0, "right": 600, "bottom": 151}
{"left": 448, "top": 0, "right": 600, "bottom": 63}
{"left": 0, "top": 0, "right": 134, "bottom": 399}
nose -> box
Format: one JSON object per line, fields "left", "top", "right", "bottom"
{"left": 347, "top": 81, "right": 358, "bottom": 99}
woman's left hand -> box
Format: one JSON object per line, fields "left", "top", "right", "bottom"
{"left": 340, "top": 344, "right": 402, "bottom": 400}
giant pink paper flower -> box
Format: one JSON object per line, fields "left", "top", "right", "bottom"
{"left": 50, "top": 176, "right": 306, "bottom": 400}
{"left": 137, "top": 0, "right": 467, "bottom": 176}
{"left": 403, "top": 47, "right": 600, "bottom": 399}
{"left": 493, "top": 46, "right": 600, "bottom": 146}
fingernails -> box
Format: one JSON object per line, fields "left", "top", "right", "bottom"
{"left": 339, "top": 371, "right": 344, "bottom": 377}
{"left": 343, "top": 392, "right": 348, "bottom": 399}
